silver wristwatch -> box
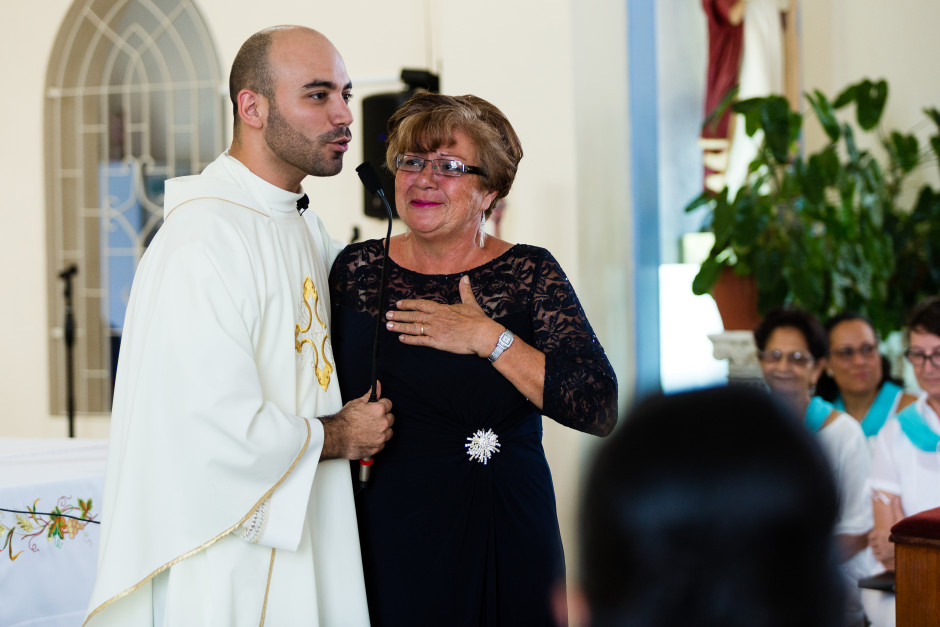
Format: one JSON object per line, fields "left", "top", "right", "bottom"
{"left": 487, "top": 329, "right": 515, "bottom": 362}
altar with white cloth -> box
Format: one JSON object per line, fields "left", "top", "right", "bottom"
{"left": 0, "top": 438, "right": 107, "bottom": 627}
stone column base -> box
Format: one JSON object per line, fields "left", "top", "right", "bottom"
{"left": 708, "top": 330, "right": 765, "bottom": 386}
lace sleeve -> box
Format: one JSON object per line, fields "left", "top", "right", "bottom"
{"left": 329, "top": 240, "right": 385, "bottom": 317}
{"left": 533, "top": 251, "right": 618, "bottom": 436}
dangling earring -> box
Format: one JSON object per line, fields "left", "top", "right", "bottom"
{"left": 478, "top": 212, "right": 487, "bottom": 248}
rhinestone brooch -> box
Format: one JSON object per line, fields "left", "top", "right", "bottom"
{"left": 465, "top": 428, "right": 501, "bottom": 465}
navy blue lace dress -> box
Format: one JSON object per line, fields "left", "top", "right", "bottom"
{"left": 329, "top": 241, "right": 617, "bottom": 626}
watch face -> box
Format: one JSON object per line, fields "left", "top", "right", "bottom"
{"left": 488, "top": 330, "right": 513, "bottom": 362}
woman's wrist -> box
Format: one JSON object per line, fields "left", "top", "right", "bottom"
{"left": 487, "top": 328, "right": 514, "bottom": 362}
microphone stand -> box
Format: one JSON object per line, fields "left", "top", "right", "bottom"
{"left": 58, "top": 264, "right": 78, "bottom": 438}
{"left": 355, "top": 162, "right": 395, "bottom": 490}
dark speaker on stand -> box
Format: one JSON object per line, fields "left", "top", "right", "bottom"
{"left": 360, "top": 69, "right": 439, "bottom": 219}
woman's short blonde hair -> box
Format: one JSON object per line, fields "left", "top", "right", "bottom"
{"left": 385, "top": 93, "right": 523, "bottom": 215}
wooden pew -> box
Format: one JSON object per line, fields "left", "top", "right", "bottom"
{"left": 890, "top": 506, "right": 940, "bottom": 626}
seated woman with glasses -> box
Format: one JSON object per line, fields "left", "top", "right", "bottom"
{"left": 754, "top": 307, "right": 872, "bottom": 627}
{"left": 329, "top": 92, "right": 618, "bottom": 626}
{"left": 816, "top": 313, "right": 917, "bottom": 443}
{"left": 869, "top": 297, "right": 940, "bottom": 575}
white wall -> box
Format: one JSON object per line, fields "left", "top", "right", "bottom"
{"left": 2, "top": 0, "right": 76, "bottom": 437}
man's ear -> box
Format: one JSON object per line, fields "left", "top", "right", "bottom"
{"left": 236, "top": 89, "right": 266, "bottom": 130}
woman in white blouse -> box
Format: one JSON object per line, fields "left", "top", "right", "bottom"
{"left": 870, "top": 297, "right": 940, "bottom": 570}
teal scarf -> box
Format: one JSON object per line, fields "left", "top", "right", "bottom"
{"left": 834, "top": 381, "right": 902, "bottom": 437}
{"left": 896, "top": 402, "right": 940, "bottom": 453}
{"left": 805, "top": 397, "right": 835, "bottom": 432}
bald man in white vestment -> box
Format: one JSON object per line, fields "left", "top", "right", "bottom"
{"left": 84, "top": 26, "right": 393, "bottom": 627}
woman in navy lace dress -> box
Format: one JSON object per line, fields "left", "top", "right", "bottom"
{"left": 329, "top": 93, "right": 617, "bottom": 626}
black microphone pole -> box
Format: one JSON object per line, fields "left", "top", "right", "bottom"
{"left": 59, "top": 264, "right": 78, "bottom": 438}
{"left": 355, "top": 162, "right": 394, "bottom": 490}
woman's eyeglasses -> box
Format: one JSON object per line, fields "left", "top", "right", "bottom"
{"left": 757, "top": 350, "right": 814, "bottom": 366}
{"left": 395, "top": 154, "right": 486, "bottom": 178}
{"left": 904, "top": 349, "right": 940, "bottom": 368}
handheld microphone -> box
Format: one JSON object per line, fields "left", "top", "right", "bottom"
{"left": 355, "top": 162, "right": 394, "bottom": 489}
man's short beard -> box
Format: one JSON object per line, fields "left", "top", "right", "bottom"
{"left": 265, "top": 99, "right": 349, "bottom": 177}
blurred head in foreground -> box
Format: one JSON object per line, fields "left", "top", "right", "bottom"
{"left": 576, "top": 386, "right": 845, "bottom": 627}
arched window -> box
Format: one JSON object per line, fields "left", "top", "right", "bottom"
{"left": 45, "top": 0, "right": 225, "bottom": 414}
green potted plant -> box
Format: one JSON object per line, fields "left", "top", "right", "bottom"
{"left": 685, "top": 78, "right": 940, "bottom": 336}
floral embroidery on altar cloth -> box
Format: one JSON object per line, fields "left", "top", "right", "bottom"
{"left": 0, "top": 496, "right": 98, "bottom": 561}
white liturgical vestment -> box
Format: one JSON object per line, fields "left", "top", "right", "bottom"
{"left": 84, "top": 153, "right": 369, "bottom": 626}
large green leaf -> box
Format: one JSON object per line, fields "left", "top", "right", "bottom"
{"left": 803, "top": 153, "right": 830, "bottom": 205}
{"left": 890, "top": 131, "right": 920, "bottom": 173}
{"left": 911, "top": 186, "right": 940, "bottom": 221}
{"left": 932, "top": 136, "right": 940, "bottom": 179}
{"left": 692, "top": 255, "right": 725, "bottom": 296}
{"left": 819, "top": 147, "right": 841, "bottom": 181}
{"left": 833, "top": 83, "right": 857, "bottom": 109}
{"left": 710, "top": 188, "right": 735, "bottom": 243}
{"left": 843, "top": 124, "right": 861, "bottom": 162}
{"left": 838, "top": 178, "right": 859, "bottom": 234}
{"left": 735, "top": 97, "right": 767, "bottom": 138}
{"left": 788, "top": 111, "right": 804, "bottom": 146}
{"left": 924, "top": 107, "right": 940, "bottom": 131}
{"left": 806, "top": 90, "right": 841, "bottom": 142}
{"left": 683, "top": 190, "right": 716, "bottom": 214}
{"left": 855, "top": 79, "right": 888, "bottom": 130}
{"left": 802, "top": 147, "right": 841, "bottom": 207}
{"left": 753, "top": 250, "right": 788, "bottom": 312}
{"left": 761, "top": 96, "right": 794, "bottom": 163}
{"left": 733, "top": 196, "right": 771, "bottom": 245}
